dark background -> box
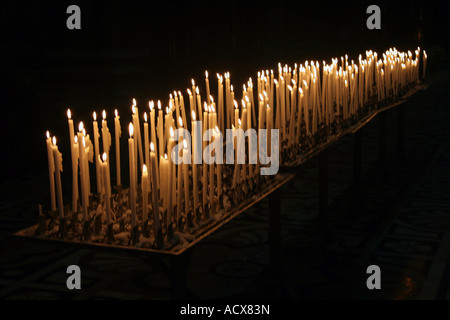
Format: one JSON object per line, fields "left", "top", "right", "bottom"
{"left": 0, "top": 0, "right": 448, "bottom": 184}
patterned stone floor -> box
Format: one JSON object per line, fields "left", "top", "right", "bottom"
{"left": 0, "top": 63, "right": 449, "bottom": 300}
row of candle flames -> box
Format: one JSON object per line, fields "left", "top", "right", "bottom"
{"left": 43, "top": 47, "right": 427, "bottom": 248}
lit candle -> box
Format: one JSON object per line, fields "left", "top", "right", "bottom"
{"left": 93, "top": 111, "right": 102, "bottom": 195}
{"left": 52, "top": 136, "right": 64, "bottom": 221}
{"left": 150, "top": 142, "right": 161, "bottom": 235}
{"left": 196, "top": 86, "right": 202, "bottom": 122}
{"left": 149, "top": 101, "right": 159, "bottom": 189}
{"left": 114, "top": 109, "right": 121, "bottom": 186}
{"left": 101, "top": 153, "right": 111, "bottom": 226}
{"left": 160, "top": 154, "right": 168, "bottom": 212}
{"left": 142, "top": 163, "right": 148, "bottom": 223}
{"left": 128, "top": 123, "right": 137, "bottom": 228}
{"left": 157, "top": 100, "right": 164, "bottom": 167}
{"left": 143, "top": 112, "right": 150, "bottom": 192}
{"left": 46, "top": 131, "right": 56, "bottom": 213}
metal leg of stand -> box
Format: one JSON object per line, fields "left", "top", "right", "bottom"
{"left": 398, "top": 104, "right": 405, "bottom": 161}
{"left": 269, "top": 189, "right": 281, "bottom": 277}
{"left": 353, "top": 129, "right": 362, "bottom": 213}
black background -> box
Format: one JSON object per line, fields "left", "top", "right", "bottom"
{"left": 1, "top": 0, "right": 448, "bottom": 183}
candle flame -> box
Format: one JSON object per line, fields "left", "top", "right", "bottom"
{"left": 144, "top": 112, "right": 147, "bottom": 122}
{"left": 82, "top": 128, "right": 86, "bottom": 136}
{"left": 178, "top": 91, "right": 182, "bottom": 96}
{"left": 196, "top": 86, "right": 199, "bottom": 95}
{"left": 205, "top": 70, "right": 208, "bottom": 78}
{"left": 215, "top": 126, "right": 219, "bottom": 134}
{"left": 230, "top": 85, "right": 233, "bottom": 92}
{"left": 178, "top": 116, "right": 183, "bottom": 127}
{"left": 102, "top": 152, "right": 107, "bottom": 162}
{"left": 129, "top": 122, "right": 134, "bottom": 137}
{"left": 274, "top": 79, "right": 278, "bottom": 85}
{"left": 204, "top": 102, "right": 208, "bottom": 112}
{"left": 115, "top": 109, "right": 118, "bottom": 118}
{"left": 52, "top": 136, "right": 56, "bottom": 146}
{"left": 174, "top": 90, "right": 178, "bottom": 97}
{"left": 191, "top": 79, "right": 195, "bottom": 86}
{"left": 183, "top": 139, "right": 187, "bottom": 149}
{"left": 259, "top": 93, "right": 263, "bottom": 101}
{"left": 132, "top": 105, "right": 136, "bottom": 115}
{"left": 164, "top": 153, "right": 168, "bottom": 160}
{"left": 266, "top": 104, "right": 270, "bottom": 109}
{"left": 157, "top": 100, "right": 161, "bottom": 110}
{"left": 234, "top": 100, "right": 238, "bottom": 109}
{"left": 243, "top": 84, "right": 246, "bottom": 92}
{"left": 211, "top": 105, "right": 216, "bottom": 113}
{"left": 238, "top": 118, "right": 241, "bottom": 126}
{"left": 143, "top": 164, "right": 148, "bottom": 174}
{"left": 150, "top": 142, "right": 155, "bottom": 152}
{"left": 149, "top": 101, "right": 153, "bottom": 111}
{"left": 102, "top": 110, "right": 106, "bottom": 120}
{"left": 170, "top": 127, "right": 174, "bottom": 138}
{"left": 245, "top": 96, "right": 250, "bottom": 103}
{"left": 241, "top": 99, "right": 246, "bottom": 109}
{"left": 263, "top": 91, "right": 268, "bottom": 98}
{"left": 67, "top": 109, "right": 71, "bottom": 119}
{"left": 132, "top": 98, "right": 136, "bottom": 106}
{"left": 79, "top": 121, "right": 84, "bottom": 132}
{"left": 93, "top": 111, "right": 97, "bottom": 121}
{"left": 187, "top": 88, "right": 192, "bottom": 96}
{"left": 82, "top": 136, "right": 86, "bottom": 148}
{"left": 46, "top": 130, "right": 50, "bottom": 139}
{"left": 166, "top": 107, "right": 169, "bottom": 115}
{"left": 192, "top": 110, "right": 196, "bottom": 121}
{"left": 210, "top": 95, "right": 214, "bottom": 103}
{"left": 299, "top": 87, "right": 303, "bottom": 95}
{"left": 74, "top": 136, "right": 78, "bottom": 143}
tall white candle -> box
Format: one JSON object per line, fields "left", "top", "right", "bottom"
{"left": 150, "top": 142, "right": 161, "bottom": 233}
{"left": 143, "top": 112, "right": 150, "bottom": 192}
{"left": 46, "top": 131, "right": 56, "bottom": 213}
{"left": 52, "top": 137, "right": 64, "bottom": 220}
{"left": 128, "top": 123, "right": 136, "bottom": 228}
{"left": 114, "top": 109, "right": 122, "bottom": 186}
{"left": 142, "top": 164, "right": 148, "bottom": 223}
{"left": 183, "top": 140, "right": 190, "bottom": 220}
{"left": 67, "top": 109, "right": 78, "bottom": 213}
{"left": 101, "top": 153, "right": 111, "bottom": 226}
{"left": 93, "top": 111, "right": 102, "bottom": 195}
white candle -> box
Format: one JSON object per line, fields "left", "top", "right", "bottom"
{"left": 114, "top": 109, "right": 122, "bottom": 186}
{"left": 77, "top": 125, "right": 89, "bottom": 222}
{"left": 132, "top": 99, "right": 144, "bottom": 172}
{"left": 183, "top": 140, "right": 190, "bottom": 220}
{"left": 205, "top": 70, "right": 211, "bottom": 105}
{"left": 52, "top": 136, "right": 64, "bottom": 220}
{"left": 191, "top": 111, "right": 199, "bottom": 217}
{"left": 67, "top": 109, "right": 78, "bottom": 213}
{"left": 101, "top": 110, "right": 111, "bottom": 199}
{"left": 101, "top": 153, "right": 111, "bottom": 226}
{"left": 46, "top": 131, "right": 56, "bottom": 213}
{"left": 167, "top": 128, "right": 175, "bottom": 227}
{"left": 93, "top": 111, "right": 102, "bottom": 195}
{"left": 128, "top": 123, "right": 137, "bottom": 228}
{"left": 142, "top": 163, "right": 148, "bottom": 223}
{"left": 150, "top": 142, "right": 161, "bottom": 233}
{"left": 160, "top": 154, "right": 168, "bottom": 212}
{"left": 143, "top": 112, "right": 150, "bottom": 192}
{"left": 149, "top": 101, "right": 159, "bottom": 189}
{"left": 196, "top": 86, "right": 202, "bottom": 122}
